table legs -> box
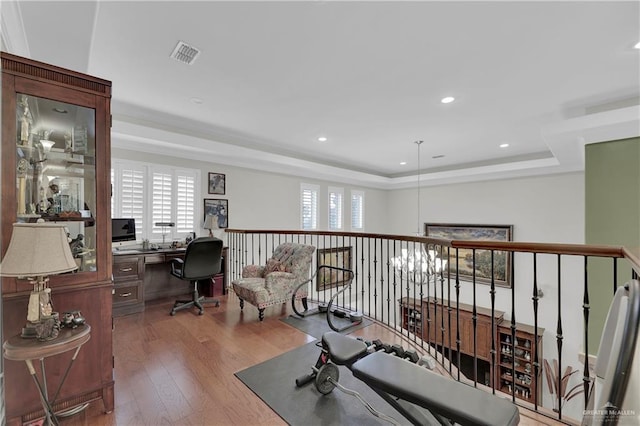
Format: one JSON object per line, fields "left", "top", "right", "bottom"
{"left": 24, "top": 345, "right": 82, "bottom": 426}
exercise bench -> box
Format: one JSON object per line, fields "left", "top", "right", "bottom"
{"left": 297, "top": 331, "right": 520, "bottom": 426}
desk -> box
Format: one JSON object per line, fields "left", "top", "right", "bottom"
{"left": 3, "top": 325, "right": 91, "bottom": 425}
{"left": 112, "top": 247, "right": 228, "bottom": 317}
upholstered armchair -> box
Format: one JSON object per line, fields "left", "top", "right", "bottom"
{"left": 232, "top": 243, "right": 315, "bottom": 321}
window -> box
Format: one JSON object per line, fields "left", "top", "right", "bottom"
{"left": 328, "top": 186, "right": 344, "bottom": 230}
{"left": 111, "top": 160, "right": 199, "bottom": 242}
{"left": 111, "top": 163, "right": 145, "bottom": 241}
{"left": 301, "top": 183, "right": 319, "bottom": 230}
{"left": 351, "top": 190, "right": 364, "bottom": 231}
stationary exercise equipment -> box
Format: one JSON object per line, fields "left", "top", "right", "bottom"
{"left": 291, "top": 265, "right": 364, "bottom": 332}
{"left": 296, "top": 331, "right": 521, "bottom": 426}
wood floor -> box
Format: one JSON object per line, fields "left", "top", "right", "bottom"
{"left": 56, "top": 291, "right": 566, "bottom": 426}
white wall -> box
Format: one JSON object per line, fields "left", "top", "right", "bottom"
{"left": 111, "top": 147, "right": 389, "bottom": 234}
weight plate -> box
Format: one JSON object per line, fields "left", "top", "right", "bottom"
{"left": 315, "top": 363, "right": 339, "bottom": 395}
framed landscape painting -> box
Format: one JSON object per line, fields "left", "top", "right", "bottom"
{"left": 316, "top": 246, "right": 353, "bottom": 291}
{"left": 425, "top": 223, "right": 513, "bottom": 288}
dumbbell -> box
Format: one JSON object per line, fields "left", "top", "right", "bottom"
{"left": 404, "top": 349, "right": 420, "bottom": 364}
{"left": 391, "top": 344, "right": 406, "bottom": 358}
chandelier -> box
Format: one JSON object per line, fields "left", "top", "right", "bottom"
{"left": 391, "top": 247, "right": 447, "bottom": 285}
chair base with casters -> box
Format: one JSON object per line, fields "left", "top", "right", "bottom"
{"left": 170, "top": 280, "right": 220, "bottom": 316}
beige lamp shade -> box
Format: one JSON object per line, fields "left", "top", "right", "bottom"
{"left": 203, "top": 215, "right": 218, "bottom": 231}
{"left": 0, "top": 222, "right": 78, "bottom": 277}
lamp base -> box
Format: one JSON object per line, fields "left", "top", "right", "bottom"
{"left": 20, "top": 313, "right": 61, "bottom": 341}
{"left": 21, "top": 323, "right": 38, "bottom": 338}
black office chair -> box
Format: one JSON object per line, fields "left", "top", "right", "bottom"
{"left": 170, "top": 237, "right": 223, "bottom": 316}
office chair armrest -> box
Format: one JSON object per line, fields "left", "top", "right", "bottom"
{"left": 242, "top": 265, "right": 266, "bottom": 278}
{"left": 171, "top": 258, "right": 184, "bottom": 277}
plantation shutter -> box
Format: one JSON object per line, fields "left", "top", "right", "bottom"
{"left": 328, "top": 187, "right": 343, "bottom": 230}
{"left": 301, "top": 184, "right": 318, "bottom": 230}
{"left": 120, "top": 168, "right": 145, "bottom": 240}
{"left": 152, "top": 172, "right": 173, "bottom": 236}
{"left": 351, "top": 191, "right": 364, "bottom": 231}
{"left": 176, "top": 173, "right": 196, "bottom": 233}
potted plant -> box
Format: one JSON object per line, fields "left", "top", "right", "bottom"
{"left": 543, "top": 358, "right": 585, "bottom": 412}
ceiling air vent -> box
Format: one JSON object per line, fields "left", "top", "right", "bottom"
{"left": 170, "top": 41, "right": 200, "bottom": 65}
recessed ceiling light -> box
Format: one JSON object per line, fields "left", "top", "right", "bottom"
{"left": 441, "top": 96, "right": 455, "bottom": 104}
{"left": 318, "top": 136, "right": 327, "bottom": 142}
{"left": 190, "top": 97, "right": 203, "bottom": 104}
{"left": 500, "top": 143, "right": 510, "bottom": 148}
{"left": 400, "top": 161, "right": 407, "bottom": 165}
{"left": 635, "top": 41, "right": 640, "bottom": 49}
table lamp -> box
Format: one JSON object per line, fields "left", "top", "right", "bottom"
{"left": 0, "top": 221, "right": 78, "bottom": 339}
{"left": 203, "top": 214, "right": 217, "bottom": 237}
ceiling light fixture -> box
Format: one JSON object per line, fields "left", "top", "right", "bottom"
{"left": 634, "top": 41, "right": 640, "bottom": 49}
{"left": 500, "top": 143, "right": 510, "bottom": 148}
{"left": 441, "top": 96, "right": 455, "bottom": 104}
{"left": 318, "top": 137, "right": 327, "bottom": 142}
{"left": 400, "top": 161, "right": 407, "bottom": 165}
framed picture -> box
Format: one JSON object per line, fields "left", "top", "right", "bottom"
{"left": 208, "top": 173, "right": 226, "bottom": 195}
{"left": 317, "top": 246, "right": 353, "bottom": 291}
{"left": 204, "top": 198, "right": 228, "bottom": 229}
{"left": 425, "top": 223, "right": 513, "bottom": 288}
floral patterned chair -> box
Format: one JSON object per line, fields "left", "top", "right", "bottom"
{"left": 232, "top": 243, "right": 315, "bottom": 321}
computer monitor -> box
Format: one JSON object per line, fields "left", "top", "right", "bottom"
{"left": 112, "top": 218, "right": 137, "bottom": 249}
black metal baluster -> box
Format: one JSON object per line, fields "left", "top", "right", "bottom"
{"left": 490, "top": 250, "right": 496, "bottom": 394}
{"left": 472, "top": 248, "right": 478, "bottom": 387}
{"left": 582, "top": 256, "right": 591, "bottom": 409}
{"left": 373, "top": 237, "right": 379, "bottom": 321}
{"left": 455, "top": 248, "right": 461, "bottom": 381}
{"left": 532, "top": 253, "right": 540, "bottom": 408}
{"left": 556, "top": 254, "right": 563, "bottom": 420}
{"left": 510, "top": 261, "right": 517, "bottom": 403}
{"left": 447, "top": 246, "right": 453, "bottom": 375}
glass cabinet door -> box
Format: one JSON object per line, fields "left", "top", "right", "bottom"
{"left": 15, "top": 93, "right": 97, "bottom": 272}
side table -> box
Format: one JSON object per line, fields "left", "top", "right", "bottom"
{"left": 3, "top": 324, "right": 91, "bottom": 426}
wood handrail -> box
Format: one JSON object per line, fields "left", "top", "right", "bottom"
{"left": 225, "top": 228, "right": 640, "bottom": 275}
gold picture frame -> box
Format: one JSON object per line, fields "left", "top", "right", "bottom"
{"left": 316, "top": 246, "right": 353, "bottom": 291}
{"left": 425, "top": 223, "right": 513, "bottom": 288}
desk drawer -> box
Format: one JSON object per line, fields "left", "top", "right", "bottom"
{"left": 113, "top": 258, "right": 140, "bottom": 281}
{"left": 113, "top": 281, "right": 142, "bottom": 305}
{"left": 144, "top": 254, "right": 164, "bottom": 264}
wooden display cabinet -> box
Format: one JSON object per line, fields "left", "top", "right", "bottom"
{"left": 496, "top": 323, "right": 544, "bottom": 404}
{"left": 1, "top": 52, "right": 114, "bottom": 425}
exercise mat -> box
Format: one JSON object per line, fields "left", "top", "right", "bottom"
{"left": 235, "top": 340, "right": 411, "bottom": 426}
{"left": 280, "top": 311, "right": 371, "bottom": 339}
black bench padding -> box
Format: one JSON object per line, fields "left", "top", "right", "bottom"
{"left": 322, "top": 331, "right": 368, "bottom": 365}
{"left": 352, "top": 351, "right": 520, "bottom": 426}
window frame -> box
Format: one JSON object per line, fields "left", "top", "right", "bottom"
{"left": 328, "top": 186, "right": 344, "bottom": 231}
{"left": 112, "top": 159, "right": 200, "bottom": 243}
{"left": 300, "top": 183, "right": 319, "bottom": 230}
{"left": 350, "top": 189, "right": 365, "bottom": 232}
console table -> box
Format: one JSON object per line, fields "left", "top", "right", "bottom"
{"left": 399, "top": 297, "right": 543, "bottom": 403}
{"left": 3, "top": 325, "right": 91, "bottom": 425}
{"left": 112, "top": 247, "right": 228, "bottom": 316}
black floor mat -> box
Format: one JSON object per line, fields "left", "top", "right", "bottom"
{"left": 279, "top": 312, "right": 371, "bottom": 339}
{"left": 234, "top": 341, "right": 412, "bottom": 426}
